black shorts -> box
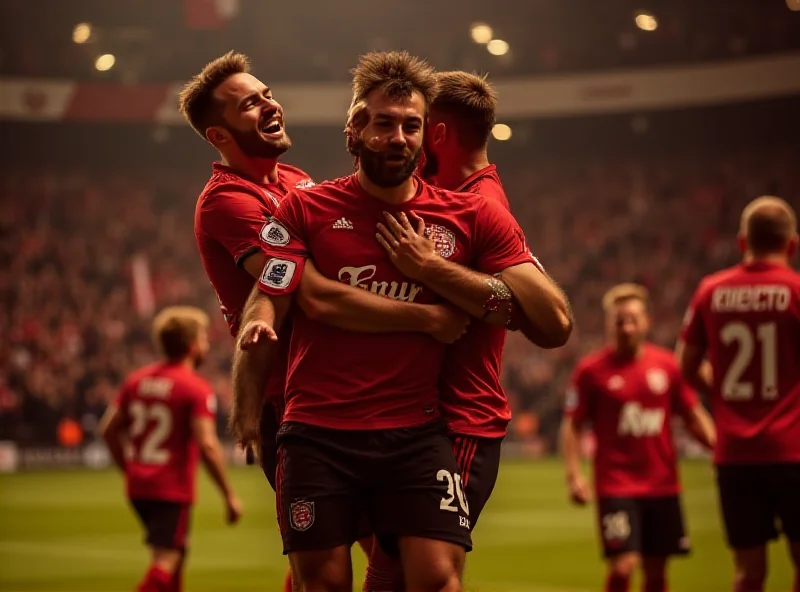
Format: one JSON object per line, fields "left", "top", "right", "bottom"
{"left": 275, "top": 420, "right": 471, "bottom": 555}
{"left": 130, "top": 499, "right": 191, "bottom": 551}
{"left": 597, "top": 496, "right": 690, "bottom": 558}
{"left": 716, "top": 463, "right": 800, "bottom": 549}
{"left": 259, "top": 400, "right": 283, "bottom": 491}
{"left": 450, "top": 434, "right": 503, "bottom": 531}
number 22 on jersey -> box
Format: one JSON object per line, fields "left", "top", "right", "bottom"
{"left": 129, "top": 401, "right": 173, "bottom": 465}
{"left": 720, "top": 321, "right": 778, "bottom": 401}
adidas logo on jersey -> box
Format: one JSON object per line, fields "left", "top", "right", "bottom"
{"left": 332, "top": 217, "right": 353, "bottom": 230}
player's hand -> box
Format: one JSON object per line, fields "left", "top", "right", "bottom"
{"left": 429, "top": 304, "right": 470, "bottom": 343}
{"left": 225, "top": 493, "right": 243, "bottom": 525}
{"left": 376, "top": 211, "right": 437, "bottom": 280}
{"left": 238, "top": 320, "right": 278, "bottom": 350}
{"left": 567, "top": 474, "right": 592, "bottom": 506}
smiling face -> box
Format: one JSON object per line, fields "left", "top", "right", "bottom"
{"left": 352, "top": 88, "right": 425, "bottom": 188}
{"left": 208, "top": 72, "right": 291, "bottom": 159}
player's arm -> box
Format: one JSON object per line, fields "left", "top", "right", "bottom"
{"left": 191, "top": 414, "right": 241, "bottom": 524}
{"left": 675, "top": 288, "right": 713, "bottom": 394}
{"left": 560, "top": 372, "right": 593, "bottom": 505}
{"left": 377, "top": 207, "right": 572, "bottom": 348}
{"left": 230, "top": 283, "right": 292, "bottom": 446}
{"left": 682, "top": 402, "right": 716, "bottom": 450}
{"left": 98, "top": 403, "right": 127, "bottom": 472}
{"left": 295, "top": 259, "right": 468, "bottom": 343}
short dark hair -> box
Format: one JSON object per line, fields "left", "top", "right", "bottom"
{"left": 741, "top": 196, "right": 797, "bottom": 255}
{"left": 151, "top": 306, "right": 209, "bottom": 362}
{"left": 178, "top": 51, "right": 251, "bottom": 139}
{"left": 431, "top": 71, "right": 498, "bottom": 150}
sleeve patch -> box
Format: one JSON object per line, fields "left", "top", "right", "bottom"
{"left": 260, "top": 220, "right": 291, "bottom": 246}
{"left": 260, "top": 258, "right": 297, "bottom": 290}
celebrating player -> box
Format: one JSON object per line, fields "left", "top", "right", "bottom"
{"left": 233, "top": 50, "right": 565, "bottom": 592}
{"left": 561, "top": 284, "right": 715, "bottom": 592}
{"left": 181, "top": 51, "right": 470, "bottom": 592}
{"left": 100, "top": 306, "right": 241, "bottom": 592}
{"left": 677, "top": 196, "right": 800, "bottom": 592}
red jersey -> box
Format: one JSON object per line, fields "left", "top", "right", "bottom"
{"left": 440, "top": 165, "right": 519, "bottom": 438}
{"left": 194, "top": 162, "right": 314, "bottom": 336}
{"left": 194, "top": 162, "right": 313, "bottom": 400}
{"left": 566, "top": 344, "right": 698, "bottom": 498}
{"left": 680, "top": 261, "right": 800, "bottom": 464}
{"left": 257, "top": 174, "right": 532, "bottom": 431}
{"left": 115, "top": 362, "right": 217, "bottom": 504}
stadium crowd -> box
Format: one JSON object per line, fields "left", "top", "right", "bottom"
{"left": 1, "top": 144, "right": 796, "bottom": 447}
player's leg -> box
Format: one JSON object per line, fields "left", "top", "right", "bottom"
{"left": 130, "top": 501, "right": 191, "bottom": 592}
{"left": 597, "top": 498, "right": 642, "bottom": 592}
{"left": 276, "top": 424, "right": 363, "bottom": 592}
{"left": 370, "top": 422, "right": 471, "bottom": 592}
{"left": 171, "top": 549, "right": 187, "bottom": 592}
{"left": 716, "top": 465, "right": 776, "bottom": 592}
{"left": 639, "top": 496, "right": 691, "bottom": 592}
{"left": 365, "top": 540, "right": 405, "bottom": 592}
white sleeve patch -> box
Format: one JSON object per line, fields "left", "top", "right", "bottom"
{"left": 260, "top": 258, "right": 297, "bottom": 290}
{"left": 260, "top": 220, "right": 291, "bottom": 246}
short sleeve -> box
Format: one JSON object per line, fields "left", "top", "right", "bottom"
{"left": 192, "top": 390, "right": 218, "bottom": 420}
{"left": 197, "top": 185, "right": 273, "bottom": 267}
{"left": 680, "top": 282, "right": 709, "bottom": 349}
{"left": 257, "top": 189, "right": 309, "bottom": 296}
{"left": 473, "top": 196, "right": 536, "bottom": 274}
{"left": 565, "top": 363, "right": 594, "bottom": 426}
{"left": 672, "top": 371, "right": 699, "bottom": 414}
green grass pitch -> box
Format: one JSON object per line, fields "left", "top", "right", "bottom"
{"left": 0, "top": 460, "right": 794, "bottom": 591}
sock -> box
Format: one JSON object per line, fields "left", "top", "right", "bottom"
{"left": 283, "top": 570, "right": 294, "bottom": 592}
{"left": 137, "top": 565, "right": 172, "bottom": 592}
{"left": 605, "top": 573, "right": 630, "bottom": 592}
{"left": 171, "top": 568, "right": 182, "bottom": 592}
{"left": 795, "top": 573, "right": 799, "bottom": 592}
{"left": 364, "top": 544, "right": 404, "bottom": 592}
{"left": 643, "top": 574, "right": 666, "bottom": 592}
{"left": 733, "top": 580, "right": 763, "bottom": 592}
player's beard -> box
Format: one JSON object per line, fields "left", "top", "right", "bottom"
{"left": 358, "top": 142, "right": 421, "bottom": 188}
{"left": 226, "top": 125, "right": 292, "bottom": 159}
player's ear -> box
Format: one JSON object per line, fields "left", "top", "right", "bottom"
{"left": 432, "top": 122, "right": 447, "bottom": 147}
{"left": 787, "top": 233, "right": 799, "bottom": 258}
{"left": 206, "top": 126, "right": 230, "bottom": 147}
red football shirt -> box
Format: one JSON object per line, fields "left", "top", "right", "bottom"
{"left": 194, "top": 161, "right": 313, "bottom": 400}
{"left": 257, "top": 174, "right": 533, "bottom": 431}
{"left": 681, "top": 261, "right": 800, "bottom": 464}
{"left": 116, "top": 362, "right": 217, "bottom": 504}
{"left": 566, "top": 344, "right": 698, "bottom": 498}
{"left": 439, "top": 165, "right": 524, "bottom": 438}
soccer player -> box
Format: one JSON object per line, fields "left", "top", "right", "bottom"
{"left": 361, "top": 69, "right": 572, "bottom": 588}
{"left": 561, "top": 284, "right": 715, "bottom": 592}
{"left": 99, "top": 306, "right": 241, "bottom": 592}
{"left": 181, "top": 51, "right": 470, "bottom": 591}
{"left": 233, "top": 50, "right": 567, "bottom": 592}
{"left": 677, "top": 196, "right": 800, "bottom": 592}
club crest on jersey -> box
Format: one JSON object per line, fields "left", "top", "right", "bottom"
{"left": 260, "top": 258, "right": 296, "bottom": 290}
{"left": 260, "top": 220, "right": 290, "bottom": 246}
{"left": 295, "top": 179, "right": 316, "bottom": 189}
{"left": 424, "top": 224, "right": 457, "bottom": 259}
{"left": 290, "top": 500, "right": 314, "bottom": 531}
{"left": 646, "top": 368, "right": 669, "bottom": 395}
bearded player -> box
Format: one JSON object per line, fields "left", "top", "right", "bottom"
{"left": 561, "top": 284, "right": 715, "bottom": 592}
{"left": 233, "top": 50, "right": 570, "bottom": 592}
{"left": 100, "top": 306, "right": 242, "bottom": 592}
{"left": 360, "top": 69, "right": 572, "bottom": 588}
{"left": 678, "top": 196, "right": 800, "bottom": 592}
{"left": 180, "top": 51, "right": 470, "bottom": 592}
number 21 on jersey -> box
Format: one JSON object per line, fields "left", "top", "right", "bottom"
{"left": 129, "top": 401, "right": 173, "bottom": 465}
{"left": 720, "top": 321, "right": 778, "bottom": 401}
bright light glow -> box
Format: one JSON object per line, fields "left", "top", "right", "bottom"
{"left": 470, "top": 23, "right": 493, "bottom": 44}
{"left": 95, "top": 54, "right": 116, "bottom": 72}
{"left": 492, "top": 123, "right": 512, "bottom": 141}
{"left": 634, "top": 12, "right": 658, "bottom": 31}
{"left": 73, "top": 23, "right": 92, "bottom": 44}
{"left": 487, "top": 39, "right": 509, "bottom": 56}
